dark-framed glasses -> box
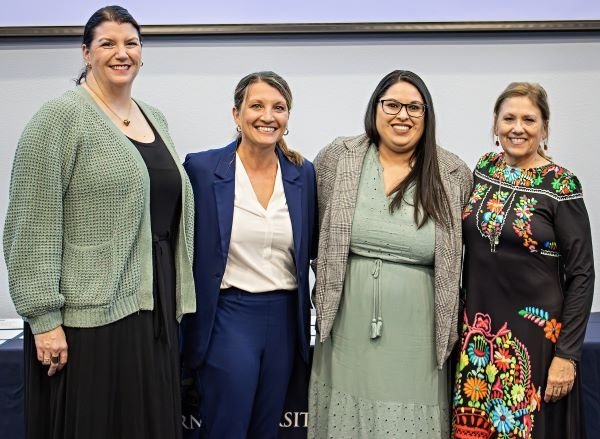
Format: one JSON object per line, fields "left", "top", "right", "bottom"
{"left": 380, "top": 99, "right": 426, "bottom": 118}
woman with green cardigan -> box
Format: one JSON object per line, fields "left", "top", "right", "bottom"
{"left": 3, "top": 6, "right": 195, "bottom": 439}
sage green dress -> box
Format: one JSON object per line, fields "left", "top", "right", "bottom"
{"left": 309, "top": 145, "right": 449, "bottom": 438}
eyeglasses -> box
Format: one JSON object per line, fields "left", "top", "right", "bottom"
{"left": 379, "top": 99, "right": 426, "bottom": 118}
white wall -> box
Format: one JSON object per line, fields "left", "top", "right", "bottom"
{"left": 1, "top": 32, "right": 599, "bottom": 318}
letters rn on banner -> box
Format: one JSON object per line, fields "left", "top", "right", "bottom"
{"left": 182, "top": 354, "right": 310, "bottom": 439}
{"left": 182, "top": 318, "right": 316, "bottom": 438}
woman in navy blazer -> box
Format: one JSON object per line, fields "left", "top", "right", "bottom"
{"left": 182, "top": 71, "right": 317, "bottom": 439}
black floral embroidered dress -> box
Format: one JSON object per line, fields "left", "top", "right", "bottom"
{"left": 452, "top": 152, "right": 594, "bottom": 439}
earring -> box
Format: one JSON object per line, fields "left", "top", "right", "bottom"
{"left": 236, "top": 126, "right": 241, "bottom": 133}
{"left": 141, "top": 61, "right": 144, "bottom": 67}
{"left": 543, "top": 139, "right": 548, "bottom": 151}
{"left": 494, "top": 135, "right": 500, "bottom": 147}
{"left": 284, "top": 128, "right": 289, "bottom": 136}
{"left": 86, "top": 63, "right": 92, "bottom": 70}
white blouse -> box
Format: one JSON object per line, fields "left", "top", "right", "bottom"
{"left": 220, "top": 154, "right": 297, "bottom": 292}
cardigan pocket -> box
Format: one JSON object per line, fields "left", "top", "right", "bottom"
{"left": 60, "top": 241, "right": 112, "bottom": 308}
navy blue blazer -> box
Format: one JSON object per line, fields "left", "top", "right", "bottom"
{"left": 181, "top": 140, "right": 317, "bottom": 369}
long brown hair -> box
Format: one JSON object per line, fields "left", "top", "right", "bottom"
{"left": 364, "top": 70, "right": 450, "bottom": 228}
{"left": 233, "top": 71, "right": 303, "bottom": 165}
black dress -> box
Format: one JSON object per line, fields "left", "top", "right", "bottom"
{"left": 24, "top": 122, "right": 183, "bottom": 439}
{"left": 451, "top": 152, "right": 594, "bottom": 439}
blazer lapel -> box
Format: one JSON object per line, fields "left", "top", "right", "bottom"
{"left": 213, "top": 143, "right": 237, "bottom": 262}
{"left": 326, "top": 139, "right": 370, "bottom": 285}
{"left": 277, "top": 148, "right": 302, "bottom": 268}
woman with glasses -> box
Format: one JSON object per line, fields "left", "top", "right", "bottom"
{"left": 308, "top": 70, "right": 472, "bottom": 438}
{"left": 452, "top": 83, "right": 594, "bottom": 439}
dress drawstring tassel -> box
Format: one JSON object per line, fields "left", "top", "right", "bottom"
{"left": 370, "top": 259, "right": 383, "bottom": 339}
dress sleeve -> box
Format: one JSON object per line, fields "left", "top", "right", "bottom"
{"left": 554, "top": 189, "right": 595, "bottom": 361}
{"left": 3, "top": 100, "right": 78, "bottom": 333}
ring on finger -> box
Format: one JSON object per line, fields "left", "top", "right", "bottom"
{"left": 42, "top": 358, "right": 51, "bottom": 365}
{"left": 51, "top": 356, "right": 59, "bottom": 365}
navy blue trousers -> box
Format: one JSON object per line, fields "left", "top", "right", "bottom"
{"left": 198, "top": 288, "right": 297, "bottom": 439}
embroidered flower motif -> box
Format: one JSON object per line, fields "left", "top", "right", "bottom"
{"left": 544, "top": 319, "right": 562, "bottom": 343}
{"left": 473, "top": 312, "right": 493, "bottom": 336}
{"left": 490, "top": 401, "right": 516, "bottom": 433}
{"left": 551, "top": 176, "right": 577, "bottom": 195}
{"left": 511, "top": 383, "right": 526, "bottom": 403}
{"left": 528, "top": 386, "right": 542, "bottom": 412}
{"left": 463, "top": 183, "right": 488, "bottom": 220}
{"left": 488, "top": 154, "right": 536, "bottom": 186}
{"left": 464, "top": 377, "right": 488, "bottom": 401}
{"left": 467, "top": 335, "right": 490, "bottom": 368}
{"left": 454, "top": 312, "right": 538, "bottom": 437}
{"left": 486, "top": 197, "right": 504, "bottom": 214}
{"left": 503, "top": 166, "right": 522, "bottom": 183}
{"left": 512, "top": 195, "right": 539, "bottom": 251}
{"left": 461, "top": 204, "right": 473, "bottom": 220}
{"left": 514, "top": 203, "right": 533, "bottom": 220}
{"left": 459, "top": 351, "right": 469, "bottom": 371}
{"left": 545, "top": 165, "right": 561, "bottom": 174}
{"left": 486, "top": 363, "right": 499, "bottom": 383}
{"left": 480, "top": 152, "right": 582, "bottom": 198}
{"left": 469, "top": 183, "right": 487, "bottom": 204}
{"left": 494, "top": 347, "right": 512, "bottom": 372}
{"left": 476, "top": 153, "right": 493, "bottom": 170}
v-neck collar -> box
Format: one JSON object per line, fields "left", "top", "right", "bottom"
{"left": 235, "top": 153, "right": 282, "bottom": 212}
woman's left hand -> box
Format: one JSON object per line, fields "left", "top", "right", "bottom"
{"left": 544, "top": 356, "right": 576, "bottom": 403}
{"left": 34, "top": 326, "right": 68, "bottom": 377}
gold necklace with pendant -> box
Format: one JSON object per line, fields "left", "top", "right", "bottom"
{"left": 85, "top": 83, "right": 133, "bottom": 126}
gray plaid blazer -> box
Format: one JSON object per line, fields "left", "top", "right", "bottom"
{"left": 312, "top": 134, "right": 473, "bottom": 368}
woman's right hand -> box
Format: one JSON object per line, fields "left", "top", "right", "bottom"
{"left": 33, "top": 326, "right": 68, "bottom": 376}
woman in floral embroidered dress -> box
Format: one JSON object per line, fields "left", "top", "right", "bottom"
{"left": 452, "top": 82, "right": 594, "bottom": 438}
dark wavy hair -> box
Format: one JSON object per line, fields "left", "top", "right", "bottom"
{"left": 76, "top": 5, "right": 142, "bottom": 85}
{"left": 364, "top": 70, "right": 450, "bottom": 228}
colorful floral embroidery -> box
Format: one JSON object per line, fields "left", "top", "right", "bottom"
{"left": 541, "top": 241, "right": 560, "bottom": 258}
{"left": 519, "top": 307, "right": 563, "bottom": 344}
{"left": 551, "top": 175, "right": 578, "bottom": 195}
{"left": 512, "top": 195, "right": 539, "bottom": 251}
{"left": 518, "top": 306, "right": 548, "bottom": 327}
{"left": 453, "top": 307, "right": 562, "bottom": 438}
{"left": 501, "top": 166, "right": 522, "bottom": 184}
{"left": 490, "top": 401, "right": 516, "bottom": 434}
{"left": 467, "top": 335, "right": 491, "bottom": 367}
{"left": 543, "top": 319, "right": 562, "bottom": 343}
{"left": 464, "top": 377, "right": 489, "bottom": 401}
{"left": 475, "top": 152, "right": 581, "bottom": 197}
{"left": 479, "top": 190, "right": 513, "bottom": 243}
{"left": 462, "top": 183, "right": 488, "bottom": 220}
{"left": 494, "top": 348, "right": 512, "bottom": 372}
{"left": 467, "top": 152, "right": 581, "bottom": 256}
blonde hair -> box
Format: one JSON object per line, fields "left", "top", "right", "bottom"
{"left": 233, "top": 71, "right": 304, "bottom": 165}
{"left": 493, "top": 82, "right": 551, "bottom": 160}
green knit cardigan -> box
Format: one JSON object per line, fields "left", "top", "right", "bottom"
{"left": 3, "top": 86, "right": 196, "bottom": 334}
